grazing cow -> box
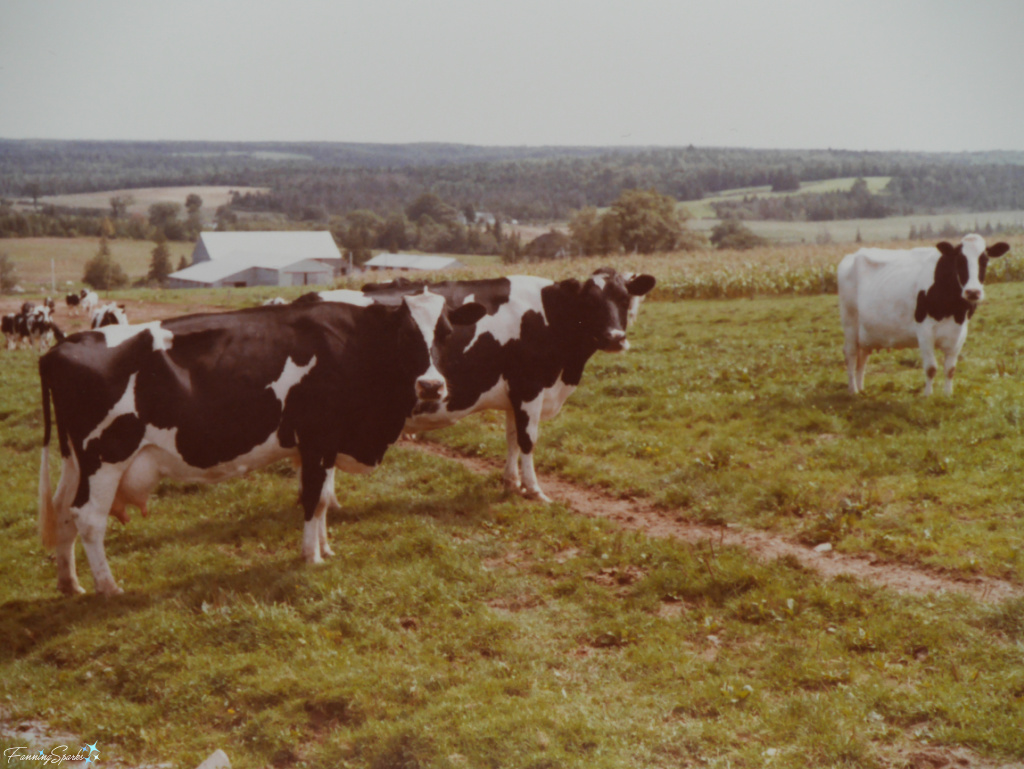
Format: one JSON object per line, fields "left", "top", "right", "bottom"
{"left": 3, "top": 306, "right": 62, "bottom": 351}
{"left": 25, "top": 306, "right": 63, "bottom": 351}
{"left": 91, "top": 303, "right": 129, "bottom": 329}
{"left": 354, "top": 268, "right": 657, "bottom": 501}
{"left": 79, "top": 289, "right": 99, "bottom": 318}
{"left": 838, "top": 234, "right": 1010, "bottom": 395}
{"left": 1, "top": 313, "right": 19, "bottom": 349}
{"left": 37, "top": 293, "right": 486, "bottom": 595}
{"left": 44, "top": 297, "right": 56, "bottom": 313}
{"left": 65, "top": 293, "right": 81, "bottom": 314}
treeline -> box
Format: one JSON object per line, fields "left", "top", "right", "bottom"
{"left": 4, "top": 140, "right": 1024, "bottom": 225}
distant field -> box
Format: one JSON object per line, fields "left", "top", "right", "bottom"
{"left": 681, "top": 177, "right": 892, "bottom": 219}
{"left": 0, "top": 237, "right": 195, "bottom": 291}
{"left": 20, "top": 185, "right": 269, "bottom": 221}
{"left": 694, "top": 209, "right": 1024, "bottom": 245}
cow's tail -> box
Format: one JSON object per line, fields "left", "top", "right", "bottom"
{"left": 38, "top": 368, "right": 57, "bottom": 550}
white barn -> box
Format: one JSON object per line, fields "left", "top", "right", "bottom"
{"left": 364, "top": 253, "right": 465, "bottom": 272}
{"left": 168, "top": 232, "right": 344, "bottom": 289}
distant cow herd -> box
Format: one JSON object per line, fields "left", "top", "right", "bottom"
{"left": 23, "top": 234, "right": 1011, "bottom": 595}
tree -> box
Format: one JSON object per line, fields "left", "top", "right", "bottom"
{"left": 709, "top": 218, "right": 768, "bottom": 250}
{"left": 109, "top": 195, "right": 134, "bottom": 220}
{"left": 148, "top": 202, "right": 185, "bottom": 240}
{"left": 147, "top": 237, "right": 173, "bottom": 285}
{"left": 0, "top": 252, "right": 19, "bottom": 292}
{"left": 83, "top": 237, "right": 129, "bottom": 290}
{"left": 185, "top": 193, "right": 203, "bottom": 216}
{"left": 608, "top": 188, "right": 687, "bottom": 254}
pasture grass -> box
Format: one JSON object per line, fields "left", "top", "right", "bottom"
{"left": 2, "top": 417, "right": 1024, "bottom": 767}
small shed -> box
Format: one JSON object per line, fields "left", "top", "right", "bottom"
{"left": 168, "top": 231, "right": 343, "bottom": 288}
{"left": 364, "top": 253, "right": 465, "bottom": 272}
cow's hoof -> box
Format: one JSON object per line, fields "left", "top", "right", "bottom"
{"left": 58, "top": 580, "right": 86, "bottom": 596}
{"left": 97, "top": 583, "right": 124, "bottom": 597}
{"left": 522, "top": 488, "right": 553, "bottom": 504}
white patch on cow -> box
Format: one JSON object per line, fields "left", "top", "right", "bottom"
{"left": 466, "top": 275, "right": 552, "bottom": 351}
{"left": 267, "top": 356, "right": 317, "bottom": 405}
{"left": 99, "top": 321, "right": 174, "bottom": 351}
{"left": 540, "top": 376, "right": 577, "bottom": 420}
{"left": 463, "top": 293, "right": 476, "bottom": 306}
{"left": 961, "top": 233, "right": 986, "bottom": 260}
{"left": 316, "top": 289, "right": 374, "bottom": 306}
{"left": 83, "top": 374, "right": 138, "bottom": 450}
{"left": 403, "top": 290, "right": 448, "bottom": 388}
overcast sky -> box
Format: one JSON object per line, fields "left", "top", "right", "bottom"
{"left": 1, "top": 0, "right": 1021, "bottom": 152}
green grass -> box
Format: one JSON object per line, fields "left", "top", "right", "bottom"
{"left": 3, "top": 253, "right": 1024, "bottom": 767}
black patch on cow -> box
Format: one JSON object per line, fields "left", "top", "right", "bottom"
{"left": 915, "top": 242, "right": 975, "bottom": 325}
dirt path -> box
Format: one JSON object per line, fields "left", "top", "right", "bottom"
{"left": 415, "top": 442, "right": 1023, "bottom": 603}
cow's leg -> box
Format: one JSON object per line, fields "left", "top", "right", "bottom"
{"left": 72, "top": 465, "right": 124, "bottom": 596}
{"left": 53, "top": 457, "right": 84, "bottom": 595}
{"left": 502, "top": 410, "right": 522, "bottom": 492}
{"left": 855, "top": 348, "right": 869, "bottom": 393}
{"left": 940, "top": 335, "right": 967, "bottom": 397}
{"left": 299, "top": 454, "right": 332, "bottom": 564}
{"left": 511, "top": 394, "right": 551, "bottom": 503}
{"left": 844, "top": 333, "right": 862, "bottom": 394}
{"left": 919, "top": 341, "right": 939, "bottom": 396}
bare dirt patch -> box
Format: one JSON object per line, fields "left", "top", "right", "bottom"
{"left": 415, "top": 442, "right": 1023, "bottom": 603}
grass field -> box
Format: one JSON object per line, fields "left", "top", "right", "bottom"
{"left": 2, "top": 241, "right": 1024, "bottom": 768}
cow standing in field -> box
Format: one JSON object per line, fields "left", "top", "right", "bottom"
{"left": 79, "top": 289, "right": 99, "bottom": 318}
{"left": 3, "top": 305, "right": 62, "bottom": 351}
{"left": 91, "top": 303, "right": 128, "bottom": 329}
{"left": 838, "top": 234, "right": 1010, "bottom": 395}
{"left": 37, "top": 293, "right": 485, "bottom": 596}
{"left": 65, "top": 293, "right": 81, "bottom": 315}
{"left": 311, "top": 268, "right": 656, "bottom": 502}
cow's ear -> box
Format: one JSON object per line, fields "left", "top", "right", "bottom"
{"left": 450, "top": 301, "right": 486, "bottom": 326}
{"left": 936, "top": 241, "right": 957, "bottom": 257}
{"left": 627, "top": 274, "right": 656, "bottom": 297}
{"left": 987, "top": 242, "right": 1011, "bottom": 258}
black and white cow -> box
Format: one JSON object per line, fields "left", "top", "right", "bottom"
{"left": 91, "top": 302, "right": 129, "bottom": 329}
{"left": 65, "top": 293, "right": 81, "bottom": 314}
{"left": 1, "top": 312, "right": 19, "bottom": 349}
{"left": 839, "top": 234, "right": 1010, "bottom": 395}
{"left": 25, "top": 306, "right": 62, "bottom": 351}
{"left": 38, "top": 292, "right": 485, "bottom": 595}
{"left": 3, "top": 305, "right": 62, "bottom": 350}
{"left": 346, "top": 268, "right": 656, "bottom": 501}
{"left": 79, "top": 289, "right": 99, "bottom": 318}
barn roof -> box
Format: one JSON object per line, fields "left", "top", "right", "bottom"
{"left": 364, "top": 253, "right": 465, "bottom": 271}
{"left": 168, "top": 231, "right": 340, "bottom": 285}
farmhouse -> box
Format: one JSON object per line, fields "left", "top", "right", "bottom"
{"left": 364, "top": 253, "right": 466, "bottom": 272}
{"left": 167, "top": 231, "right": 345, "bottom": 289}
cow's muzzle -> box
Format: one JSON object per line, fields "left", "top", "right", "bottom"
{"left": 963, "top": 288, "right": 983, "bottom": 304}
{"left": 600, "top": 330, "right": 629, "bottom": 353}
{"left": 416, "top": 378, "right": 446, "bottom": 401}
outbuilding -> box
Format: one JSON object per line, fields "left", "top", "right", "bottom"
{"left": 364, "top": 253, "right": 466, "bottom": 272}
{"left": 168, "top": 232, "right": 344, "bottom": 288}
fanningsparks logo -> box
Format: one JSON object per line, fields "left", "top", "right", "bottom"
{"left": 4, "top": 742, "right": 100, "bottom": 766}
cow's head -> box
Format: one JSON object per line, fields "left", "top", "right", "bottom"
{"left": 570, "top": 268, "right": 656, "bottom": 353}
{"left": 937, "top": 234, "right": 1011, "bottom": 307}
{"left": 398, "top": 289, "right": 486, "bottom": 406}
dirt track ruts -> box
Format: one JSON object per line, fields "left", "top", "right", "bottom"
{"left": 415, "top": 441, "right": 1023, "bottom": 603}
